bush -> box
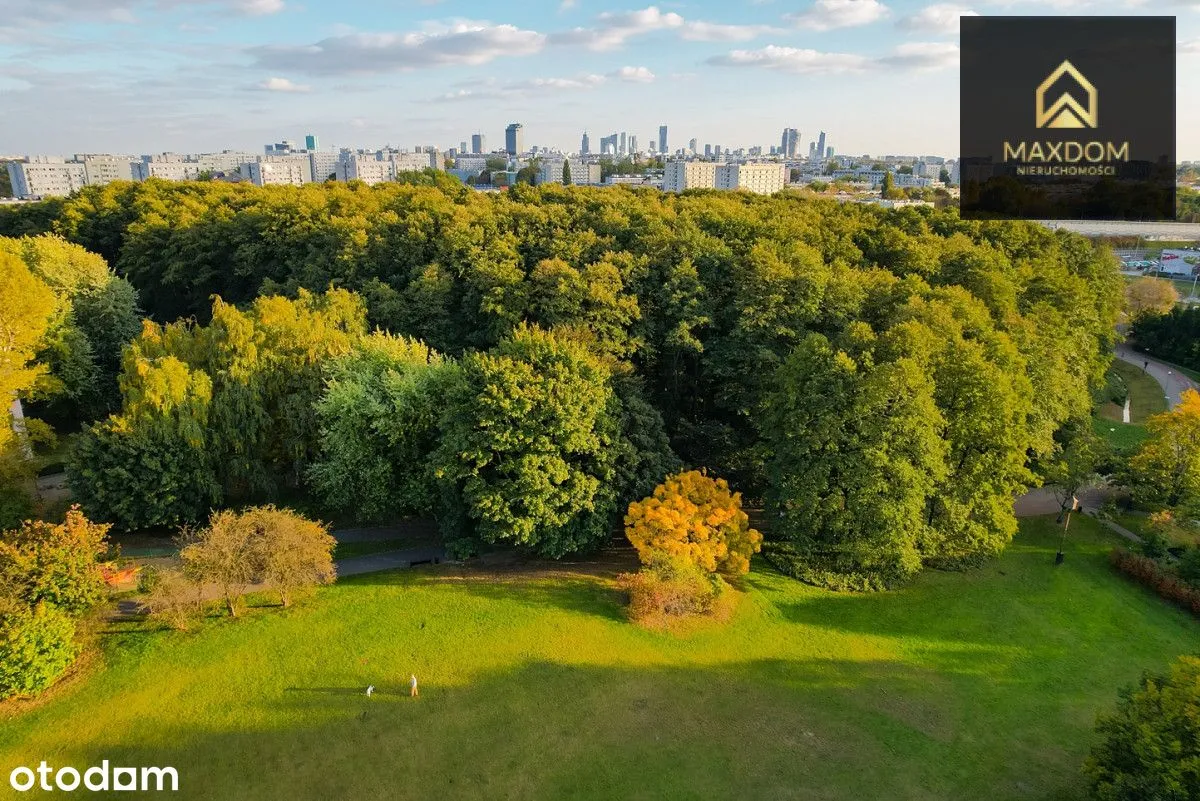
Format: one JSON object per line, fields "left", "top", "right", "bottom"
{"left": 1083, "top": 654, "right": 1200, "bottom": 800}
{"left": 0, "top": 598, "right": 78, "bottom": 700}
{"left": 624, "top": 470, "right": 762, "bottom": 576}
{"left": 1109, "top": 548, "right": 1200, "bottom": 616}
{"left": 143, "top": 569, "right": 202, "bottom": 632}
{"left": 762, "top": 541, "right": 891, "bottom": 593}
{"left": 618, "top": 555, "right": 726, "bottom": 624}
{"left": 0, "top": 506, "right": 110, "bottom": 614}
{"left": 1178, "top": 548, "right": 1200, "bottom": 588}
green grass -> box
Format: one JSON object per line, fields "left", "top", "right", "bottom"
{"left": 1108, "top": 360, "right": 1168, "bottom": 423}
{"left": 1, "top": 516, "right": 1195, "bottom": 801}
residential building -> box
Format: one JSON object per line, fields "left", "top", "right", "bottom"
{"left": 393, "top": 151, "right": 439, "bottom": 172}
{"left": 309, "top": 151, "right": 340, "bottom": 183}
{"left": 505, "top": 123, "right": 523, "bottom": 156}
{"left": 338, "top": 155, "right": 392, "bottom": 185}
{"left": 658, "top": 125, "right": 668, "bottom": 154}
{"left": 80, "top": 155, "right": 135, "bottom": 186}
{"left": 715, "top": 163, "right": 787, "bottom": 194}
{"left": 244, "top": 159, "right": 308, "bottom": 187}
{"left": 133, "top": 157, "right": 206, "bottom": 182}
{"left": 663, "top": 160, "right": 718, "bottom": 192}
{"left": 6, "top": 157, "right": 87, "bottom": 198}
{"left": 537, "top": 159, "right": 602, "bottom": 186}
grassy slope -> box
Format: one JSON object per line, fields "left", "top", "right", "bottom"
{"left": 1, "top": 516, "right": 1195, "bottom": 801}
{"left": 1095, "top": 360, "right": 1168, "bottom": 451}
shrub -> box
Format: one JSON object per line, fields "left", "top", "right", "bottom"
{"left": 0, "top": 505, "right": 110, "bottom": 614}
{"left": 624, "top": 470, "right": 762, "bottom": 576}
{"left": 618, "top": 555, "right": 726, "bottom": 624}
{"left": 1110, "top": 548, "right": 1200, "bottom": 616}
{"left": 1083, "top": 654, "right": 1200, "bottom": 800}
{"left": 143, "top": 569, "right": 202, "bottom": 632}
{"left": 1178, "top": 548, "right": 1200, "bottom": 588}
{"left": 762, "top": 541, "right": 891, "bottom": 593}
{"left": 0, "top": 598, "right": 78, "bottom": 700}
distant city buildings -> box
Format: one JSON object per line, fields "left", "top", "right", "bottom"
{"left": 780, "top": 128, "right": 800, "bottom": 159}
{"left": 304, "top": 134, "right": 319, "bottom": 151}
{"left": 505, "top": 123, "right": 523, "bottom": 156}
{"left": 471, "top": 134, "right": 485, "bottom": 155}
{"left": 581, "top": 132, "right": 590, "bottom": 155}
{"left": 658, "top": 125, "right": 668, "bottom": 155}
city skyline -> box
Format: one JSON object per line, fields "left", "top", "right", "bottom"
{"left": 2, "top": 0, "right": 1199, "bottom": 157}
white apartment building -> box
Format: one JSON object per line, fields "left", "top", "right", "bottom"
{"left": 7, "top": 158, "right": 87, "bottom": 198}
{"left": 537, "top": 159, "right": 602, "bottom": 186}
{"left": 715, "top": 163, "right": 787, "bottom": 195}
{"left": 133, "top": 159, "right": 206, "bottom": 182}
{"left": 454, "top": 156, "right": 489, "bottom": 175}
{"left": 662, "top": 161, "right": 718, "bottom": 192}
{"left": 338, "top": 155, "right": 393, "bottom": 185}
{"left": 243, "top": 159, "right": 308, "bottom": 187}
{"left": 80, "top": 156, "right": 135, "bottom": 186}
{"left": 308, "top": 151, "right": 340, "bottom": 183}
{"left": 392, "top": 151, "right": 439, "bottom": 172}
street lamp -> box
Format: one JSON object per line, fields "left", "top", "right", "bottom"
{"left": 1055, "top": 496, "right": 1079, "bottom": 565}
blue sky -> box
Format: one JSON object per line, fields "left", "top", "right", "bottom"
{"left": 1, "top": 0, "right": 1197, "bottom": 158}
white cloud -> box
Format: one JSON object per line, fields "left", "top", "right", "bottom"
{"left": 785, "top": 0, "right": 888, "bottom": 30}
{"left": 708, "top": 45, "right": 871, "bottom": 73}
{"left": 709, "top": 40, "right": 958, "bottom": 73}
{"left": 1180, "top": 39, "right": 1200, "bottom": 54}
{"left": 679, "top": 21, "right": 779, "bottom": 41}
{"left": 896, "top": 4, "right": 977, "bottom": 35}
{"left": 613, "top": 65, "right": 655, "bottom": 82}
{"left": 878, "top": 41, "right": 959, "bottom": 69}
{"left": 256, "top": 76, "right": 310, "bottom": 92}
{"left": 550, "top": 6, "right": 684, "bottom": 50}
{"left": 559, "top": 0, "right": 578, "bottom": 8}
{"left": 235, "top": 0, "right": 284, "bottom": 14}
{"left": 252, "top": 22, "right": 546, "bottom": 75}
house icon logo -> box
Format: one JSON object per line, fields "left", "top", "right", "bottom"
{"left": 1035, "top": 60, "right": 1098, "bottom": 129}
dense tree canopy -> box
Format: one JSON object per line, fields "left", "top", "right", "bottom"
{"left": 4, "top": 180, "right": 1123, "bottom": 580}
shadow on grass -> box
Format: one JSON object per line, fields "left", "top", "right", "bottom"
{"left": 70, "top": 655, "right": 1112, "bottom": 801}
{"left": 341, "top": 565, "right": 628, "bottom": 623}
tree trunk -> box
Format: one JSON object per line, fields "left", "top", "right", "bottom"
{"left": 9, "top": 395, "right": 33, "bottom": 459}
{"left": 280, "top": 588, "right": 289, "bottom": 608}
{"left": 226, "top": 592, "right": 238, "bottom": 617}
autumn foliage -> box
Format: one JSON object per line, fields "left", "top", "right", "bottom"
{"left": 625, "top": 471, "right": 762, "bottom": 576}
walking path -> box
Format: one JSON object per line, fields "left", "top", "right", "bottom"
{"left": 1114, "top": 346, "right": 1199, "bottom": 409}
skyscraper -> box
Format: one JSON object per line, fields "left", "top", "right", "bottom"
{"left": 629, "top": 135, "right": 638, "bottom": 154}
{"left": 816, "top": 131, "right": 826, "bottom": 159}
{"left": 581, "top": 131, "right": 590, "bottom": 155}
{"left": 460, "top": 140, "right": 468, "bottom": 154}
{"left": 688, "top": 137, "right": 697, "bottom": 154}
{"left": 619, "top": 132, "right": 627, "bottom": 155}
{"left": 305, "top": 134, "right": 319, "bottom": 151}
{"left": 704, "top": 143, "right": 712, "bottom": 158}
{"left": 780, "top": 128, "right": 799, "bottom": 159}
{"left": 658, "top": 125, "right": 668, "bottom": 154}
{"left": 505, "top": 123, "right": 523, "bottom": 156}
{"left": 471, "top": 133, "right": 485, "bottom": 154}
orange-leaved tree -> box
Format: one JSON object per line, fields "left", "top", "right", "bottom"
{"left": 624, "top": 470, "right": 762, "bottom": 575}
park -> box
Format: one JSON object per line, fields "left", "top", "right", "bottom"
{"left": 1, "top": 180, "right": 1199, "bottom": 799}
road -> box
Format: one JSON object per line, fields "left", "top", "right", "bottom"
{"left": 1114, "top": 346, "right": 1199, "bottom": 409}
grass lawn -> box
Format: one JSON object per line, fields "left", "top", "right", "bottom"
{"left": 1109, "top": 360, "right": 1168, "bottom": 422}
{"left": 1, "top": 516, "right": 1195, "bottom": 801}
{"left": 1092, "top": 415, "right": 1149, "bottom": 452}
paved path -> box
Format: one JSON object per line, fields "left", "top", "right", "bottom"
{"left": 336, "top": 545, "right": 446, "bottom": 577}
{"left": 1115, "top": 346, "right": 1199, "bottom": 409}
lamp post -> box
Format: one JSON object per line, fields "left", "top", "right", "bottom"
{"left": 1055, "top": 496, "right": 1079, "bottom": 565}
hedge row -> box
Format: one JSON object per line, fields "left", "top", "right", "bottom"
{"left": 1109, "top": 548, "right": 1200, "bottom": 617}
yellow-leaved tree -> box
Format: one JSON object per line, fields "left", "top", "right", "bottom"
{"left": 625, "top": 470, "right": 762, "bottom": 575}
{"left": 1129, "top": 389, "right": 1200, "bottom": 513}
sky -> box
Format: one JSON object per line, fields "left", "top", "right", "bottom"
{"left": 1, "top": 0, "right": 1197, "bottom": 159}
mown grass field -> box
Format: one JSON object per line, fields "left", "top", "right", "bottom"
{"left": 1, "top": 516, "right": 1195, "bottom": 801}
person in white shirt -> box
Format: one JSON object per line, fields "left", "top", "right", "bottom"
{"left": 409, "top": 675, "right": 418, "bottom": 698}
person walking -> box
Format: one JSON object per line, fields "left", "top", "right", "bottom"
{"left": 366, "top": 685, "right": 375, "bottom": 699}
{"left": 409, "top": 674, "right": 419, "bottom": 698}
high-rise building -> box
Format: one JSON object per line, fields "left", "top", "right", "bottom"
{"left": 780, "top": 128, "right": 800, "bottom": 159}
{"left": 619, "top": 132, "right": 627, "bottom": 155}
{"left": 304, "top": 134, "right": 319, "bottom": 151}
{"left": 581, "top": 131, "right": 590, "bottom": 155}
{"left": 809, "top": 142, "right": 817, "bottom": 158}
{"left": 715, "top": 163, "right": 786, "bottom": 194}
{"left": 658, "top": 125, "right": 668, "bottom": 154}
{"left": 505, "top": 123, "right": 523, "bottom": 156}
{"left": 816, "top": 131, "right": 827, "bottom": 159}
{"left": 460, "top": 140, "right": 468, "bottom": 154}
{"left": 471, "top": 133, "right": 485, "bottom": 154}
{"left": 688, "top": 138, "right": 697, "bottom": 154}
{"left": 629, "top": 135, "right": 638, "bottom": 154}
{"left": 704, "top": 144, "right": 712, "bottom": 158}
{"left": 663, "top": 160, "right": 717, "bottom": 192}
{"left": 826, "top": 146, "right": 834, "bottom": 158}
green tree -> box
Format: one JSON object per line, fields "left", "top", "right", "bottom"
{"left": 434, "top": 325, "right": 619, "bottom": 557}
{"left": 244, "top": 505, "right": 336, "bottom": 607}
{"left": 1083, "top": 654, "right": 1200, "bottom": 801}
{"left": 939, "top": 168, "right": 951, "bottom": 183}
{"left": 0, "top": 598, "right": 78, "bottom": 700}
{"left": 761, "top": 333, "right": 948, "bottom": 589}
{"left": 1128, "top": 389, "right": 1200, "bottom": 512}
{"left": 562, "top": 160, "right": 572, "bottom": 185}
{"left": 881, "top": 171, "right": 897, "bottom": 199}
{"left": 0, "top": 506, "right": 111, "bottom": 614}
